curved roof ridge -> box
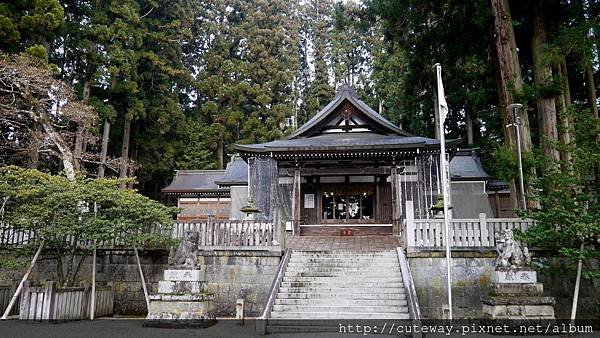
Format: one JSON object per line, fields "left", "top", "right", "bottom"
{"left": 286, "top": 85, "right": 411, "bottom": 139}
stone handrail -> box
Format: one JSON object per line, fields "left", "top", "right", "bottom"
{"left": 397, "top": 247, "right": 421, "bottom": 322}
{"left": 256, "top": 248, "right": 291, "bottom": 334}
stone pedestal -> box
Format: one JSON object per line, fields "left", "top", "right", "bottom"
{"left": 482, "top": 269, "right": 555, "bottom": 320}
{"left": 144, "top": 269, "right": 216, "bottom": 328}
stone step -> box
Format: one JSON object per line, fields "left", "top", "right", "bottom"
{"left": 291, "top": 251, "right": 397, "bottom": 255}
{"left": 292, "top": 249, "right": 396, "bottom": 255}
{"left": 278, "top": 286, "right": 404, "bottom": 294}
{"left": 269, "top": 312, "right": 411, "bottom": 319}
{"left": 282, "top": 276, "right": 403, "bottom": 283}
{"left": 275, "top": 298, "right": 408, "bottom": 306}
{"left": 285, "top": 266, "right": 401, "bottom": 272}
{"left": 290, "top": 255, "right": 398, "bottom": 259}
{"left": 276, "top": 292, "right": 406, "bottom": 300}
{"left": 272, "top": 304, "right": 409, "bottom": 313}
{"left": 290, "top": 251, "right": 397, "bottom": 256}
{"left": 289, "top": 259, "right": 399, "bottom": 264}
{"left": 285, "top": 267, "right": 402, "bottom": 277}
{"left": 284, "top": 271, "right": 402, "bottom": 278}
{"left": 286, "top": 262, "right": 400, "bottom": 267}
{"left": 291, "top": 251, "right": 398, "bottom": 258}
{"left": 280, "top": 281, "right": 404, "bottom": 288}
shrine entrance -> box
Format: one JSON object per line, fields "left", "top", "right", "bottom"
{"left": 236, "top": 84, "right": 457, "bottom": 236}
{"left": 321, "top": 184, "right": 375, "bottom": 224}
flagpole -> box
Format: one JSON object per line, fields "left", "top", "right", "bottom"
{"left": 435, "top": 63, "right": 453, "bottom": 319}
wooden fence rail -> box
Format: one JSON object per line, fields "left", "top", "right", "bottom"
{"left": 19, "top": 281, "right": 113, "bottom": 321}
{"left": 404, "top": 201, "right": 533, "bottom": 252}
{"left": 0, "top": 220, "right": 276, "bottom": 249}
{"left": 169, "top": 221, "right": 275, "bottom": 247}
{"left": 0, "top": 286, "right": 19, "bottom": 316}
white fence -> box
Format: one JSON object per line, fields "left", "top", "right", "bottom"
{"left": 170, "top": 221, "right": 277, "bottom": 248}
{"left": 19, "top": 281, "right": 113, "bottom": 320}
{"left": 404, "top": 201, "right": 533, "bottom": 252}
{"left": 0, "top": 220, "right": 278, "bottom": 249}
{"left": 0, "top": 226, "right": 34, "bottom": 246}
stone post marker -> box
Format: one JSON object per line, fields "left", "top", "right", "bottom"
{"left": 481, "top": 229, "right": 555, "bottom": 320}
{"left": 144, "top": 231, "right": 216, "bottom": 328}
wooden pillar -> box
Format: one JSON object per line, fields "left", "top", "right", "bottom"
{"left": 405, "top": 201, "right": 415, "bottom": 251}
{"left": 292, "top": 168, "right": 301, "bottom": 236}
{"left": 494, "top": 192, "right": 500, "bottom": 218}
{"left": 391, "top": 165, "right": 400, "bottom": 236}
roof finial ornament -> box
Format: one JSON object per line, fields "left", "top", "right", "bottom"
{"left": 336, "top": 83, "right": 358, "bottom": 98}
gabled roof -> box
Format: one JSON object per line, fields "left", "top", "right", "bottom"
{"left": 235, "top": 133, "right": 443, "bottom": 153}
{"left": 286, "top": 84, "right": 410, "bottom": 139}
{"left": 215, "top": 155, "right": 248, "bottom": 186}
{"left": 449, "top": 149, "right": 491, "bottom": 181}
{"left": 162, "top": 170, "right": 227, "bottom": 193}
{"left": 234, "top": 84, "right": 458, "bottom": 155}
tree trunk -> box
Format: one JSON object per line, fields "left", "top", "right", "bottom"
{"left": 119, "top": 117, "right": 132, "bottom": 188}
{"left": 465, "top": 110, "right": 474, "bottom": 145}
{"left": 490, "top": 0, "right": 533, "bottom": 208}
{"left": 27, "top": 125, "right": 42, "bottom": 169}
{"left": 97, "top": 119, "right": 111, "bottom": 178}
{"left": 490, "top": 0, "right": 533, "bottom": 151}
{"left": 217, "top": 135, "right": 224, "bottom": 169}
{"left": 73, "top": 63, "right": 93, "bottom": 172}
{"left": 585, "top": 63, "right": 598, "bottom": 120}
{"left": 37, "top": 113, "right": 76, "bottom": 181}
{"left": 531, "top": 0, "right": 560, "bottom": 161}
{"left": 555, "top": 60, "right": 572, "bottom": 163}
{"left": 73, "top": 125, "right": 85, "bottom": 171}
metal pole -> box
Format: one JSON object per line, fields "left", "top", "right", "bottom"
{"left": 436, "top": 64, "right": 453, "bottom": 319}
{"left": 514, "top": 109, "right": 527, "bottom": 210}
{"left": 2, "top": 240, "right": 45, "bottom": 319}
{"left": 508, "top": 104, "right": 527, "bottom": 210}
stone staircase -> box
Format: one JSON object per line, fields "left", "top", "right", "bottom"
{"left": 264, "top": 250, "right": 411, "bottom": 332}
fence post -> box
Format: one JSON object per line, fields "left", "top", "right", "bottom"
{"left": 80, "top": 281, "right": 90, "bottom": 320}
{"left": 479, "top": 213, "right": 488, "bottom": 246}
{"left": 18, "top": 281, "right": 30, "bottom": 320}
{"left": 405, "top": 201, "right": 415, "bottom": 253}
{"left": 41, "top": 281, "right": 56, "bottom": 320}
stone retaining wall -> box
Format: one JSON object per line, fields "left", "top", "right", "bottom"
{"left": 408, "top": 252, "right": 599, "bottom": 319}
{"left": 0, "top": 249, "right": 281, "bottom": 317}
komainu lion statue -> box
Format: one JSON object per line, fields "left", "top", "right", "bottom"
{"left": 495, "top": 229, "right": 531, "bottom": 268}
{"left": 168, "top": 230, "right": 199, "bottom": 268}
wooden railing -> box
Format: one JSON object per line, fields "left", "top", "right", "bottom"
{"left": 0, "top": 226, "right": 35, "bottom": 246}
{"left": 19, "top": 281, "right": 113, "bottom": 320}
{"left": 0, "top": 220, "right": 279, "bottom": 250}
{"left": 404, "top": 201, "right": 533, "bottom": 252}
{"left": 170, "top": 221, "right": 277, "bottom": 248}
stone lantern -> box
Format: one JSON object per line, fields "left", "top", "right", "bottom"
{"left": 429, "top": 196, "right": 452, "bottom": 218}
{"left": 240, "top": 197, "right": 261, "bottom": 221}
